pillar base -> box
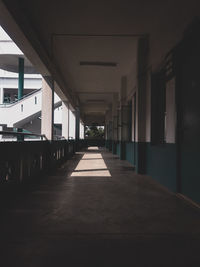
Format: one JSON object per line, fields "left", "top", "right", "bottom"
{"left": 120, "top": 141, "right": 126, "bottom": 160}
{"left": 135, "top": 142, "right": 146, "bottom": 174}
{"left": 112, "top": 140, "right": 117, "bottom": 154}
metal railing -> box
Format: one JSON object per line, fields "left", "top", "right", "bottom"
{"left": 0, "top": 131, "right": 47, "bottom": 141}
{"left": 0, "top": 139, "right": 76, "bottom": 184}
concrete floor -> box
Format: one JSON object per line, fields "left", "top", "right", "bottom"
{"left": 0, "top": 147, "right": 200, "bottom": 266}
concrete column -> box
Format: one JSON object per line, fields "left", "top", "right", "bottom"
{"left": 112, "top": 93, "right": 118, "bottom": 154}
{"left": 0, "top": 87, "right": 4, "bottom": 104}
{"left": 120, "top": 76, "right": 129, "bottom": 160}
{"left": 75, "top": 107, "right": 80, "bottom": 141}
{"left": 105, "top": 108, "right": 112, "bottom": 150}
{"left": 18, "top": 57, "right": 24, "bottom": 100}
{"left": 41, "top": 76, "right": 54, "bottom": 140}
{"left": 107, "top": 105, "right": 112, "bottom": 151}
{"left": 68, "top": 105, "right": 70, "bottom": 139}
{"left": 0, "top": 125, "right": 3, "bottom": 140}
{"left": 62, "top": 101, "right": 69, "bottom": 139}
{"left": 84, "top": 125, "right": 86, "bottom": 139}
{"left": 136, "top": 37, "right": 149, "bottom": 173}
{"left": 105, "top": 110, "right": 108, "bottom": 141}
{"left": 117, "top": 109, "right": 121, "bottom": 142}
{"left": 104, "top": 111, "right": 108, "bottom": 148}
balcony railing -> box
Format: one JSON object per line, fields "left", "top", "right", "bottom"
{"left": 0, "top": 132, "right": 76, "bottom": 184}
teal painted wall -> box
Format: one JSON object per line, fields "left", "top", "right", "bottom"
{"left": 145, "top": 143, "right": 177, "bottom": 192}
{"left": 181, "top": 147, "right": 200, "bottom": 203}
{"left": 110, "top": 141, "right": 176, "bottom": 192}
{"left": 125, "top": 142, "right": 134, "bottom": 165}
{"left": 105, "top": 140, "right": 109, "bottom": 149}
{"left": 109, "top": 138, "right": 199, "bottom": 203}
{"left": 105, "top": 140, "right": 112, "bottom": 150}
{"left": 116, "top": 143, "right": 120, "bottom": 157}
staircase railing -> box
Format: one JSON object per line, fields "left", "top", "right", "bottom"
{"left": 0, "top": 88, "right": 41, "bottom": 108}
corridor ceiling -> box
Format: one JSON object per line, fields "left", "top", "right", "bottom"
{"left": 1, "top": 0, "right": 200, "bottom": 124}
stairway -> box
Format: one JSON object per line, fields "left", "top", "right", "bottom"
{"left": 0, "top": 89, "right": 61, "bottom": 127}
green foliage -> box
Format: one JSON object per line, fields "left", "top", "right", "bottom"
{"left": 85, "top": 126, "right": 104, "bottom": 138}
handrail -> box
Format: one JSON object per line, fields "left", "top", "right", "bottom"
{"left": 0, "top": 88, "right": 41, "bottom": 107}
{"left": 0, "top": 131, "right": 47, "bottom": 140}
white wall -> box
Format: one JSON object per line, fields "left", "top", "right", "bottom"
{"left": 0, "top": 91, "right": 61, "bottom": 127}
{"left": 79, "top": 122, "right": 84, "bottom": 139}
{"left": 54, "top": 105, "right": 62, "bottom": 124}
{"left": 69, "top": 109, "right": 75, "bottom": 139}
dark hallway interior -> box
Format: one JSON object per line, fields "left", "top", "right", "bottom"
{"left": 0, "top": 148, "right": 199, "bottom": 266}
{"left": 0, "top": 1, "right": 200, "bottom": 266}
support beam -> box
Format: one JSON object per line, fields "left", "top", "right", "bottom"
{"left": 18, "top": 57, "right": 24, "bottom": 100}
{"left": 0, "top": 125, "right": 3, "bottom": 140}
{"left": 75, "top": 107, "right": 80, "bottom": 141}
{"left": 136, "top": 37, "right": 149, "bottom": 173}
{"left": 112, "top": 93, "right": 118, "bottom": 154}
{"left": 120, "top": 76, "right": 129, "bottom": 160}
{"left": 105, "top": 106, "right": 112, "bottom": 151}
{"left": 0, "top": 87, "right": 4, "bottom": 104}
{"left": 62, "top": 101, "right": 69, "bottom": 139}
{"left": 84, "top": 125, "right": 86, "bottom": 139}
{"left": 41, "top": 77, "right": 54, "bottom": 140}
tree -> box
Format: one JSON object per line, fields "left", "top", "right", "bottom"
{"left": 85, "top": 126, "right": 104, "bottom": 138}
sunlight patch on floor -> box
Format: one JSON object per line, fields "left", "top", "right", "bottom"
{"left": 88, "top": 146, "right": 99, "bottom": 150}
{"left": 82, "top": 153, "right": 102, "bottom": 159}
{"left": 71, "top": 149, "right": 111, "bottom": 177}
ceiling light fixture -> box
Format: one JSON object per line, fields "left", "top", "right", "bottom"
{"left": 80, "top": 61, "right": 117, "bottom": 67}
{"left": 86, "top": 99, "right": 105, "bottom": 103}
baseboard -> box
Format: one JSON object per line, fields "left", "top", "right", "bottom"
{"left": 176, "top": 193, "right": 200, "bottom": 210}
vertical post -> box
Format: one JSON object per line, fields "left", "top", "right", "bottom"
{"left": 17, "top": 128, "right": 24, "bottom": 142}
{"left": 41, "top": 76, "right": 54, "bottom": 140}
{"left": 62, "top": 101, "right": 69, "bottom": 139}
{"left": 0, "top": 87, "right": 4, "bottom": 104}
{"left": 107, "top": 105, "right": 112, "bottom": 151}
{"left": 18, "top": 57, "right": 24, "bottom": 100}
{"left": 68, "top": 104, "right": 70, "bottom": 140}
{"left": 112, "top": 93, "right": 118, "bottom": 154}
{"left": 75, "top": 107, "right": 80, "bottom": 141}
{"left": 105, "top": 111, "right": 108, "bottom": 148}
{"left": 136, "top": 37, "right": 149, "bottom": 173}
{"left": 84, "top": 124, "right": 86, "bottom": 139}
{"left": 0, "top": 125, "right": 3, "bottom": 140}
{"left": 120, "top": 76, "right": 128, "bottom": 160}
{"left": 75, "top": 107, "right": 80, "bottom": 150}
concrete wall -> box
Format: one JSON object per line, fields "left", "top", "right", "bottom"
{"left": 69, "top": 109, "right": 75, "bottom": 139}
{"left": 110, "top": 21, "right": 200, "bottom": 199}
{"left": 22, "top": 117, "right": 41, "bottom": 134}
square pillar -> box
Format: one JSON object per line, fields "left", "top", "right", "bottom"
{"left": 75, "top": 107, "right": 80, "bottom": 151}
{"left": 75, "top": 107, "right": 80, "bottom": 141}
{"left": 18, "top": 57, "right": 24, "bottom": 100}
{"left": 0, "top": 87, "right": 4, "bottom": 104}
{"left": 120, "top": 76, "right": 128, "bottom": 160}
{"left": 120, "top": 105, "right": 130, "bottom": 159}
{"left": 62, "top": 101, "right": 69, "bottom": 139}
{"left": 112, "top": 93, "right": 118, "bottom": 154}
{"left": 41, "top": 76, "right": 54, "bottom": 140}
{"left": 136, "top": 37, "right": 149, "bottom": 174}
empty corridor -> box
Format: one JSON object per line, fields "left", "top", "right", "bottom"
{"left": 0, "top": 147, "right": 200, "bottom": 266}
